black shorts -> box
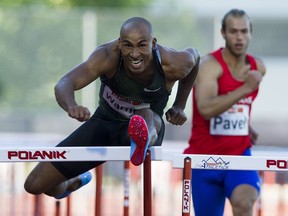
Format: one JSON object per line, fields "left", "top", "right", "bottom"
{"left": 51, "top": 108, "right": 165, "bottom": 178}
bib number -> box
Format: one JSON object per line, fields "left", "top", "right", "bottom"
{"left": 210, "top": 105, "right": 249, "bottom": 136}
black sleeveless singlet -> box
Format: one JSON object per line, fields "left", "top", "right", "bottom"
{"left": 98, "top": 46, "right": 170, "bottom": 120}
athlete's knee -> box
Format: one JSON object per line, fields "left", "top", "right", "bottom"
{"left": 24, "top": 175, "right": 46, "bottom": 195}
{"left": 133, "top": 109, "right": 163, "bottom": 146}
{"left": 230, "top": 186, "right": 258, "bottom": 215}
{"left": 230, "top": 192, "right": 257, "bottom": 215}
{"left": 231, "top": 197, "right": 255, "bottom": 214}
{"left": 135, "top": 108, "right": 154, "bottom": 118}
{"left": 135, "top": 109, "right": 162, "bottom": 130}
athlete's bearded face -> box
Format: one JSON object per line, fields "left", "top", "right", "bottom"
{"left": 221, "top": 15, "right": 252, "bottom": 57}
{"left": 118, "top": 24, "right": 155, "bottom": 74}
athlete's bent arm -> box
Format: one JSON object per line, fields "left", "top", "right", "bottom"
{"left": 54, "top": 41, "right": 118, "bottom": 121}
{"left": 165, "top": 48, "right": 200, "bottom": 125}
{"left": 196, "top": 56, "right": 264, "bottom": 120}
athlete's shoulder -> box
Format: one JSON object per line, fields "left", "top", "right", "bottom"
{"left": 197, "top": 53, "right": 223, "bottom": 79}
{"left": 200, "top": 53, "right": 221, "bottom": 69}
{"left": 157, "top": 44, "right": 199, "bottom": 76}
{"left": 157, "top": 44, "right": 197, "bottom": 61}
{"left": 92, "top": 39, "right": 120, "bottom": 59}
{"left": 86, "top": 39, "right": 120, "bottom": 76}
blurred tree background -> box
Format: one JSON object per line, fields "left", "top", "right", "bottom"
{"left": 1, "top": 0, "right": 287, "bottom": 144}
{"left": 0, "top": 0, "right": 152, "bottom": 8}
{"left": 0, "top": 0, "right": 201, "bottom": 133}
{"left": 0, "top": 0, "right": 154, "bottom": 109}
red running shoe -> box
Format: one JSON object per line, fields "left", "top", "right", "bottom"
{"left": 128, "top": 115, "right": 150, "bottom": 166}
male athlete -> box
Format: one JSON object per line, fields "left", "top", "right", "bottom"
{"left": 24, "top": 17, "right": 200, "bottom": 199}
{"left": 184, "top": 9, "right": 266, "bottom": 216}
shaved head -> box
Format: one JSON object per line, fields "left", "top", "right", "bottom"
{"left": 120, "top": 17, "right": 153, "bottom": 36}
{"left": 118, "top": 17, "right": 156, "bottom": 75}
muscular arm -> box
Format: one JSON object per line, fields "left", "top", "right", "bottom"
{"left": 164, "top": 47, "right": 201, "bottom": 125}
{"left": 54, "top": 61, "right": 97, "bottom": 112}
{"left": 172, "top": 48, "right": 200, "bottom": 109}
{"left": 196, "top": 55, "right": 265, "bottom": 120}
{"left": 54, "top": 40, "right": 119, "bottom": 121}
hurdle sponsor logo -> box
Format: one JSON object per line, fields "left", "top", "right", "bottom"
{"left": 196, "top": 157, "right": 230, "bottom": 169}
{"left": 7, "top": 150, "right": 67, "bottom": 160}
{"left": 182, "top": 179, "right": 190, "bottom": 213}
{"left": 266, "top": 159, "right": 288, "bottom": 169}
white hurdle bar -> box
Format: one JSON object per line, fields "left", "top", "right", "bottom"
{"left": 2, "top": 145, "right": 288, "bottom": 216}
{"left": 0, "top": 146, "right": 162, "bottom": 216}
{"left": 5, "top": 145, "right": 285, "bottom": 171}
{"left": 172, "top": 154, "right": 288, "bottom": 171}
{"left": 0, "top": 146, "right": 162, "bottom": 162}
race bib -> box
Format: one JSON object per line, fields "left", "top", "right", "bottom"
{"left": 103, "top": 85, "right": 150, "bottom": 118}
{"left": 210, "top": 104, "right": 249, "bottom": 136}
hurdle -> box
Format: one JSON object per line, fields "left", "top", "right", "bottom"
{"left": 172, "top": 153, "right": 288, "bottom": 216}
{"left": 172, "top": 153, "right": 288, "bottom": 171}
{"left": 2, "top": 145, "right": 288, "bottom": 215}
{"left": 1, "top": 146, "right": 163, "bottom": 216}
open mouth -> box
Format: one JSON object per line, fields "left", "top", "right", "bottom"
{"left": 129, "top": 59, "right": 143, "bottom": 69}
{"left": 130, "top": 59, "right": 142, "bottom": 65}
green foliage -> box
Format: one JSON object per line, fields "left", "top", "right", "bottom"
{"left": 0, "top": 6, "right": 202, "bottom": 115}
{"left": 0, "top": 5, "right": 205, "bottom": 133}
{"left": 0, "top": 0, "right": 152, "bottom": 8}
{"left": 0, "top": 7, "right": 82, "bottom": 110}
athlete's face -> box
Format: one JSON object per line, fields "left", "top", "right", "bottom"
{"left": 221, "top": 15, "right": 252, "bottom": 57}
{"left": 119, "top": 24, "right": 156, "bottom": 74}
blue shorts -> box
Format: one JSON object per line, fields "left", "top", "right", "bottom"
{"left": 191, "top": 148, "right": 261, "bottom": 216}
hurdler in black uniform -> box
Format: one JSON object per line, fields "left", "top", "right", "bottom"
{"left": 24, "top": 17, "right": 200, "bottom": 201}
{"left": 52, "top": 46, "right": 169, "bottom": 178}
